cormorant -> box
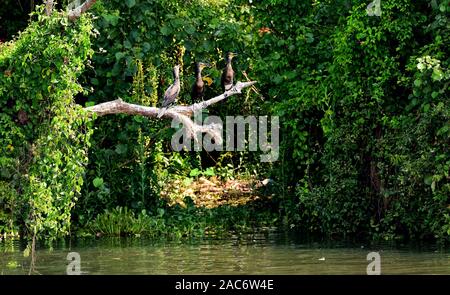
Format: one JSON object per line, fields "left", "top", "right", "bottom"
{"left": 191, "top": 62, "right": 209, "bottom": 103}
{"left": 158, "top": 65, "right": 180, "bottom": 118}
{"left": 221, "top": 52, "right": 237, "bottom": 92}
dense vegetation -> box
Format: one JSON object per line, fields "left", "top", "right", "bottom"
{"left": 0, "top": 0, "right": 449, "bottom": 243}
{"left": 0, "top": 5, "right": 93, "bottom": 240}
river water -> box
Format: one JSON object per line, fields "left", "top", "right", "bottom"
{"left": 1, "top": 232, "right": 450, "bottom": 275}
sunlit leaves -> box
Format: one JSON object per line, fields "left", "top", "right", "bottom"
{"left": 0, "top": 5, "right": 94, "bottom": 239}
{"left": 93, "top": 177, "right": 104, "bottom": 188}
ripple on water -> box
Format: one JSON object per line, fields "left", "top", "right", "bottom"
{"left": 1, "top": 235, "right": 450, "bottom": 275}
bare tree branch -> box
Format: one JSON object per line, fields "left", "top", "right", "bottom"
{"left": 68, "top": 0, "right": 97, "bottom": 21}
{"left": 61, "top": 2, "right": 256, "bottom": 142}
{"left": 172, "top": 81, "right": 257, "bottom": 115}
{"left": 84, "top": 81, "right": 256, "bottom": 142}
{"left": 85, "top": 81, "right": 256, "bottom": 116}
{"left": 83, "top": 98, "right": 221, "bottom": 141}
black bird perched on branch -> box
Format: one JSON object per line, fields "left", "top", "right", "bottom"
{"left": 221, "top": 52, "right": 237, "bottom": 92}
{"left": 158, "top": 65, "right": 180, "bottom": 118}
{"left": 191, "top": 62, "right": 209, "bottom": 103}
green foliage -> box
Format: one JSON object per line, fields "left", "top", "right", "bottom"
{"left": 75, "top": 0, "right": 261, "bottom": 220}
{"left": 273, "top": 0, "right": 449, "bottom": 241}
{"left": 1, "top": 0, "right": 448, "bottom": 243}
{"left": 87, "top": 206, "right": 156, "bottom": 237}
{"left": 0, "top": 181, "right": 19, "bottom": 238}
{"left": 0, "top": 6, "right": 93, "bottom": 239}
{"left": 87, "top": 201, "right": 278, "bottom": 239}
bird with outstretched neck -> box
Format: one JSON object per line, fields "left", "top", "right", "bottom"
{"left": 221, "top": 52, "right": 237, "bottom": 92}
{"left": 191, "top": 62, "right": 209, "bottom": 103}
{"left": 158, "top": 65, "right": 180, "bottom": 118}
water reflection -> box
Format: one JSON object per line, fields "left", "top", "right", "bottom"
{"left": 1, "top": 234, "right": 450, "bottom": 275}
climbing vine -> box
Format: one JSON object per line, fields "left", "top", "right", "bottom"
{"left": 0, "top": 6, "right": 93, "bottom": 239}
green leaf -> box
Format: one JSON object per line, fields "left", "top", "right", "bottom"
{"left": 115, "top": 52, "right": 125, "bottom": 60}
{"left": 103, "top": 14, "right": 119, "bottom": 26}
{"left": 189, "top": 168, "right": 201, "bottom": 177}
{"left": 431, "top": 68, "right": 443, "bottom": 81}
{"left": 417, "top": 63, "right": 425, "bottom": 71}
{"left": 184, "top": 25, "right": 196, "bottom": 35}
{"left": 133, "top": 116, "right": 144, "bottom": 123}
{"left": 142, "top": 42, "right": 151, "bottom": 53}
{"left": 124, "top": 40, "right": 132, "bottom": 49}
{"left": 91, "top": 78, "right": 99, "bottom": 86}
{"left": 157, "top": 208, "right": 165, "bottom": 217}
{"left": 115, "top": 144, "right": 128, "bottom": 155}
{"left": 125, "top": 0, "right": 136, "bottom": 8}
{"left": 93, "top": 177, "right": 104, "bottom": 188}
{"left": 23, "top": 245, "right": 30, "bottom": 258}
{"left": 204, "top": 167, "right": 215, "bottom": 176}
{"left": 160, "top": 26, "right": 172, "bottom": 36}
{"left": 273, "top": 75, "right": 283, "bottom": 84}
{"left": 413, "top": 79, "right": 422, "bottom": 87}
{"left": 437, "top": 124, "right": 449, "bottom": 136}
{"left": 305, "top": 33, "right": 314, "bottom": 43}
